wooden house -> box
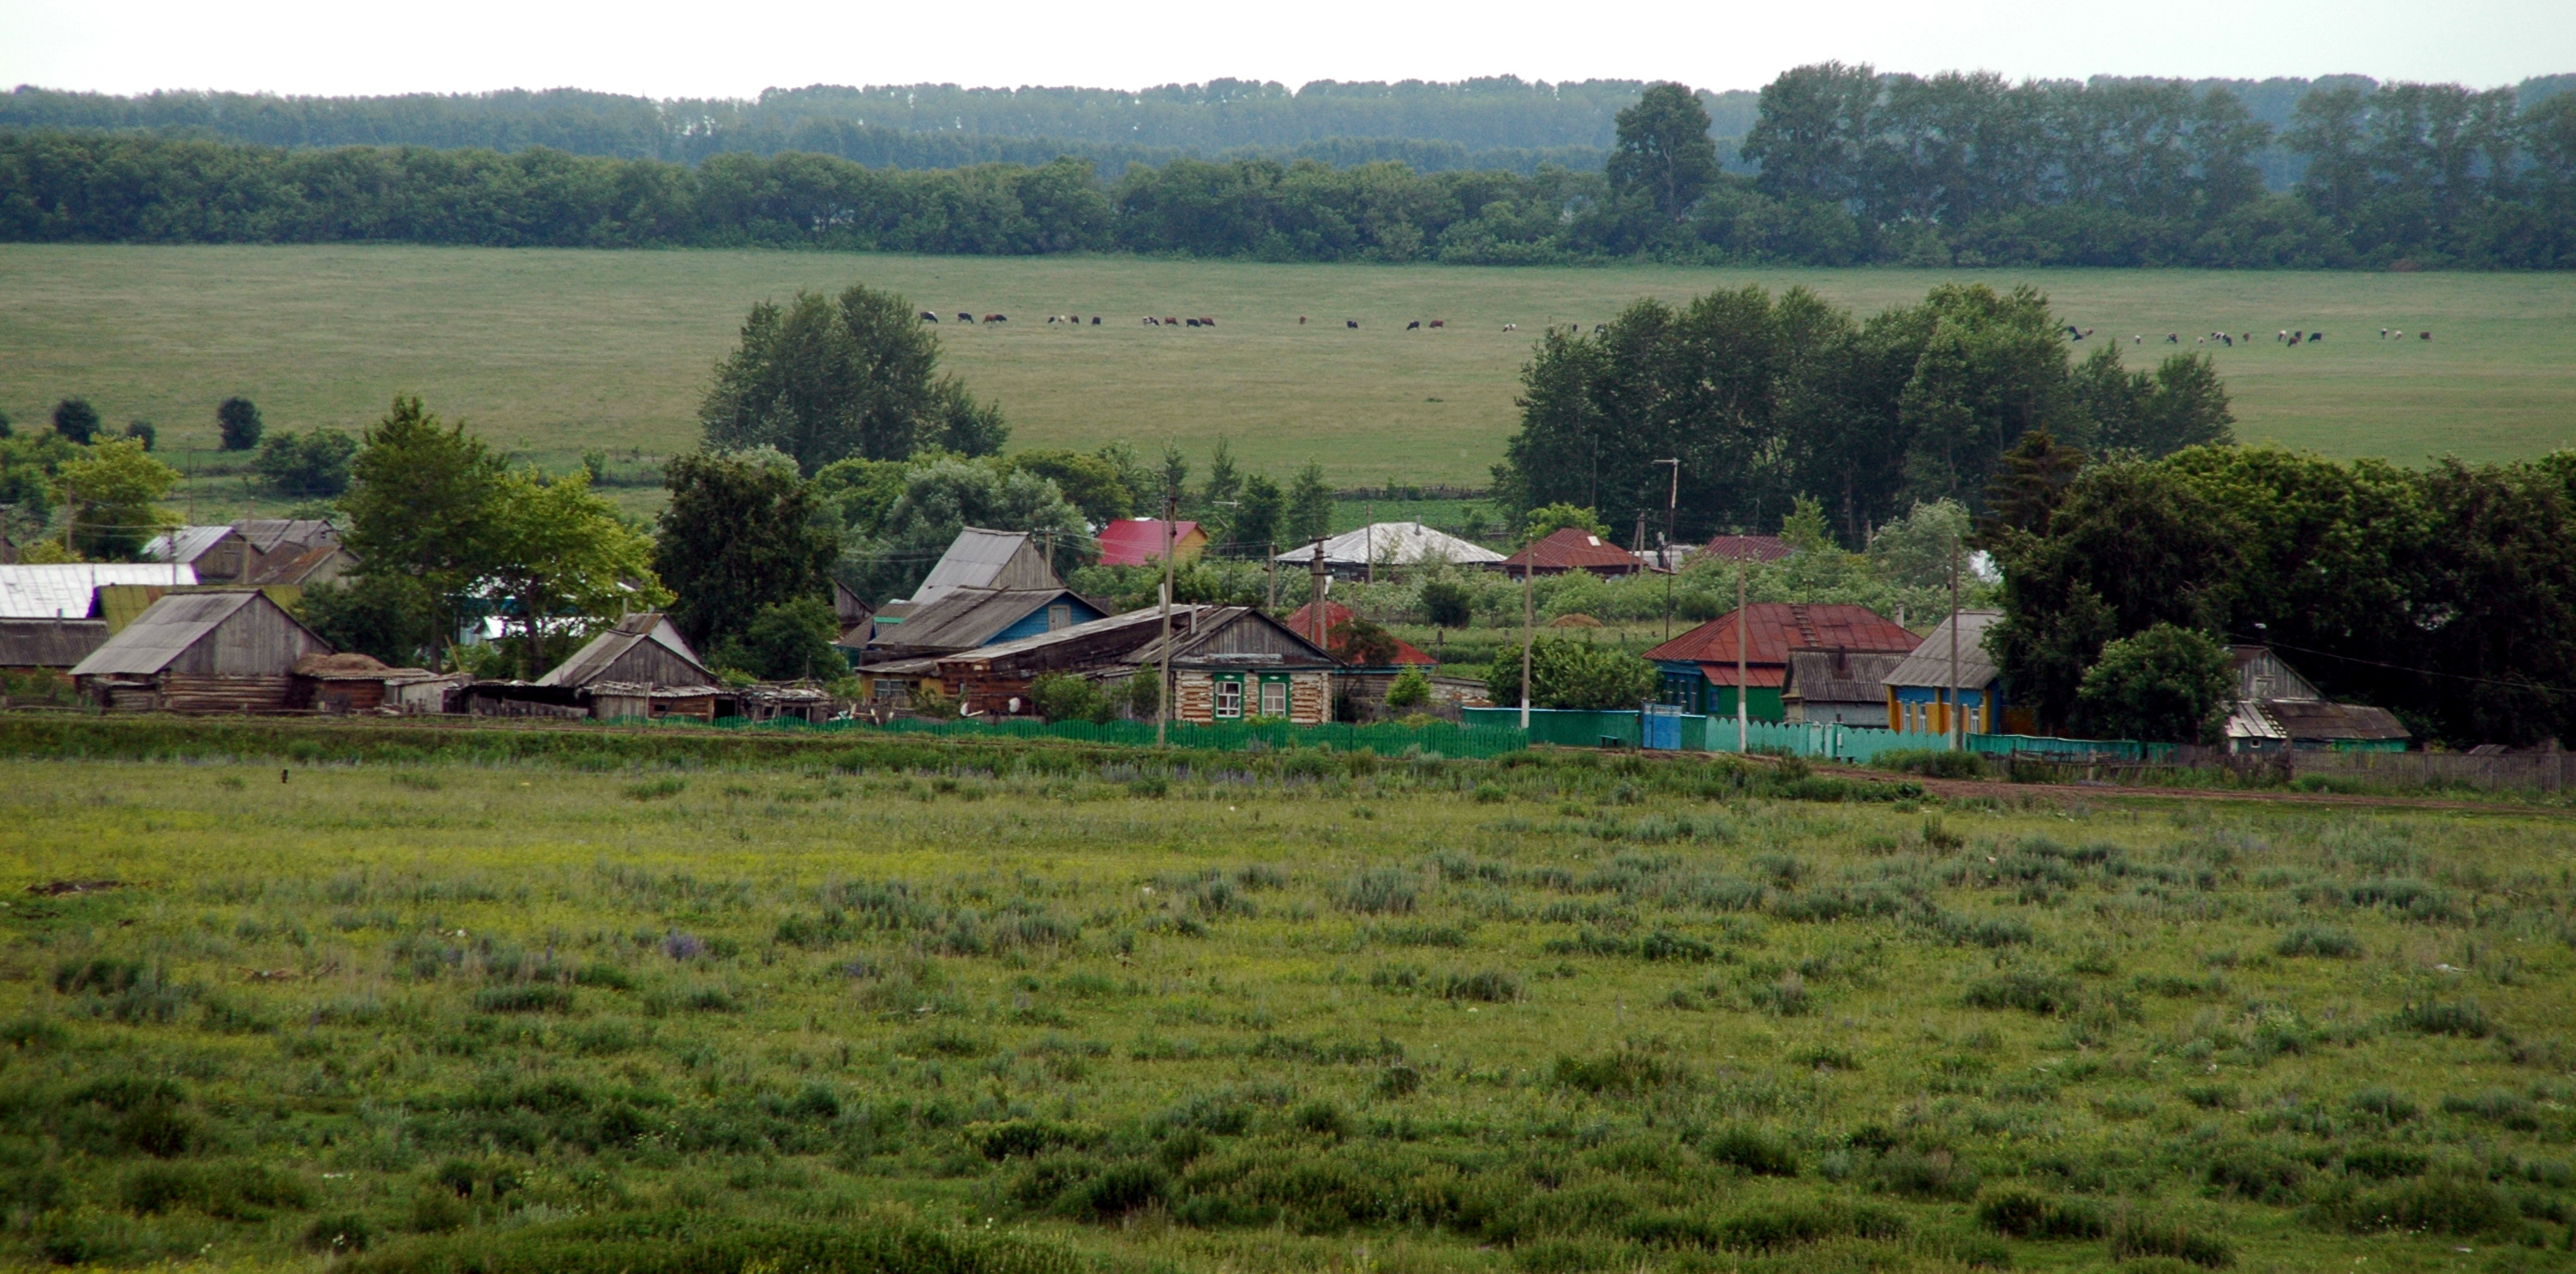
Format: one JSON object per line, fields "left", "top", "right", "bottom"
{"left": 1882, "top": 610, "right": 2005, "bottom": 736}
{"left": 246, "top": 542, "right": 357, "bottom": 586}
{"left": 932, "top": 607, "right": 1180, "bottom": 716}
{"left": 1646, "top": 604, "right": 1919, "bottom": 721}
{"left": 2223, "top": 646, "right": 2409, "bottom": 752}
{"left": 145, "top": 519, "right": 339, "bottom": 584}
{"left": 1115, "top": 607, "right": 1341, "bottom": 725}
{"left": 906, "top": 527, "right": 1062, "bottom": 603}
{"left": 1497, "top": 528, "right": 1643, "bottom": 580}
{"left": 538, "top": 613, "right": 722, "bottom": 721}
{"left": 70, "top": 590, "right": 332, "bottom": 712}
{"left": 1279, "top": 598, "right": 1482, "bottom": 720}
{"left": 865, "top": 588, "right": 1106, "bottom": 661}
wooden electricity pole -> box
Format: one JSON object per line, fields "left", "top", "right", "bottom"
{"left": 1947, "top": 529, "right": 1962, "bottom": 752}
{"left": 1157, "top": 497, "right": 1177, "bottom": 748}
{"left": 1519, "top": 559, "right": 1533, "bottom": 732}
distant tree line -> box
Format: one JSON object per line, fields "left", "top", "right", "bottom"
{"left": 1491, "top": 282, "right": 2233, "bottom": 548}
{"left": 0, "top": 78, "right": 1753, "bottom": 165}
{"left": 3, "top": 69, "right": 2569, "bottom": 266}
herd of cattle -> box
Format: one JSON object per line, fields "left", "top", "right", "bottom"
{"left": 914, "top": 311, "right": 1577, "bottom": 332}
{"left": 2061, "top": 324, "right": 2435, "bottom": 348}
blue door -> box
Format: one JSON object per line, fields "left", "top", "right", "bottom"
{"left": 1642, "top": 706, "right": 1681, "bottom": 751}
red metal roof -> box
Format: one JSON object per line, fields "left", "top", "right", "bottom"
{"left": 1697, "top": 663, "right": 1788, "bottom": 688}
{"left": 1096, "top": 519, "right": 1204, "bottom": 567}
{"left": 1501, "top": 528, "right": 1641, "bottom": 574}
{"left": 1278, "top": 600, "right": 1437, "bottom": 665}
{"left": 1643, "top": 603, "right": 1919, "bottom": 667}
{"left": 1703, "top": 535, "right": 1794, "bottom": 562}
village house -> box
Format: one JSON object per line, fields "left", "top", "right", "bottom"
{"left": 1701, "top": 534, "right": 1794, "bottom": 564}
{"left": 2223, "top": 645, "right": 2410, "bottom": 752}
{"left": 69, "top": 589, "right": 332, "bottom": 713}
{"left": 1645, "top": 603, "right": 1919, "bottom": 721}
{"left": 1280, "top": 598, "right": 1483, "bottom": 719}
{"left": 862, "top": 528, "right": 1105, "bottom": 661}
{"left": 0, "top": 618, "right": 108, "bottom": 676}
{"left": 1881, "top": 609, "right": 2009, "bottom": 736}
{"left": 1111, "top": 606, "right": 1341, "bottom": 725}
{"left": 144, "top": 519, "right": 340, "bottom": 585}
{"left": 466, "top": 613, "right": 726, "bottom": 721}
{"left": 1497, "top": 528, "right": 1644, "bottom": 580}
{"left": 1095, "top": 518, "right": 1207, "bottom": 567}
{"left": 927, "top": 607, "right": 1179, "bottom": 716}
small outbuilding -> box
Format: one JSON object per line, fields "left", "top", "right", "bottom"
{"left": 291, "top": 652, "right": 452, "bottom": 715}
{"left": 1782, "top": 648, "right": 1914, "bottom": 726}
{"left": 70, "top": 590, "right": 332, "bottom": 712}
{"left": 2223, "top": 646, "right": 2410, "bottom": 752}
{"left": 0, "top": 618, "right": 109, "bottom": 673}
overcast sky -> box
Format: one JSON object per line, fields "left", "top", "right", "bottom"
{"left": 3, "top": 0, "right": 2566, "bottom": 99}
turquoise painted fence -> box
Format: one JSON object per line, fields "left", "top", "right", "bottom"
{"left": 1465, "top": 708, "right": 2163, "bottom": 765}
{"left": 1967, "top": 733, "right": 2176, "bottom": 763}
{"left": 627, "top": 713, "right": 1531, "bottom": 758}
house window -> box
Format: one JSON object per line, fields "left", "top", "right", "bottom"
{"left": 1048, "top": 604, "right": 1072, "bottom": 631}
{"left": 1213, "top": 676, "right": 1243, "bottom": 720}
{"left": 1261, "top": 679, "right": 1288, "bottom": 717}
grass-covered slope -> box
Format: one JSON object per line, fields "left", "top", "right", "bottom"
{"left": 0, "top": 729, "right": 2571, "bottom": 1271}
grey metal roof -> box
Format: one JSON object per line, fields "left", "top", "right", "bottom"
{"left": 0, "top": 564, "right": 198, "bottom": 619}
{"left": 911, "top": 528, "right": 1052, "bottom": 603}
{"left": 536, "top": 613, "right": 711, "bottom": 688}
{"left": 70, "top": 591, "right": 263, "bottom": 676}
{"left": 0, "top": 619, "right": 109, "bottom": 667}
{"left": 142, "top": 525, "right": 237, "bottom": 567}
{"left": 872, "top": 588, "right": 1075, "bottom": 652}
{"left": 1786, "top": 648, "right": 1911, "bottom": 704}
{"left": 944, "top": 606, "right": 1195, "bottom": 663}
{"left": 1882, "top": 609, "right": 2003, "bottom": 691}
{"left": 1121, "top": 606, "right": 1339, "bottom": 667}
{"left": 237, "top": 519, "right": 337, "bottom": 554}
{"left": 1273, "top": 522, "right": 1504, "bottom": 566}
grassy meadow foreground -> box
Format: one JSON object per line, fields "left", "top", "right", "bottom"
{"left": 1, "top": 722, "right": 2573, "bottom": 1272}
{"left": 4, "top": 245, "right": 2573, "bottom": 501}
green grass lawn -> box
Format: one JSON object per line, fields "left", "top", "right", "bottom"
{"left": 2, "top": 718, "right": 2572, "bottom": 1272}
{"left": 3, "top": 245, "right": 2572, "bottom": 513}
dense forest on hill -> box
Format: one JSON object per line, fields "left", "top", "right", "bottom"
{"left": 3, "top": 69, "right": 2571, "bottom": 266}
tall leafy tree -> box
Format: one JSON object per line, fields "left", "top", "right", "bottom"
{"left": 654, "top": 450, "right": 841, "bottom": 653}
{"left": 699, "top": 283, "right": 1005, "bottom": 474}
{"left": 1607, "top": 83, "right": 1720, "bottom": 221}
{"left": 1231, "top": 474, "right": 1284, "bottom": 557}
{"left": 53, "top": 437, "right": 177, "bottom": 559}
{"left": 51, "top": 398, "right": 99, "bottom": 445}
{"left": 340, "top": 397, "right": 506, "bottom": 663}
{"left": 2068, "top": 346, "right": 2235, "bottom": 456}
{"left": 1009, "top": 450, "right": 1133, "bottom": 527}
{"left": 2073, "top": 623, "right": 2235, "bottom": 743}
{"left": 840, "top": 459, "right": 1085, "bottom": 605}
{"left": 1284, "top": 464, "right": 1334, "bottom": 547}
{"left": 482, "top": 469, "right": 668, "bottom": 679}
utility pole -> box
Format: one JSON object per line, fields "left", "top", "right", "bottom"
{"left": 1309, "top": 541, "right": 1327, "bottom": 648}
{"left": 1947, "top": 529, "right": 1962, "bottom": 752}
{"left": 1266, "top": 543, "right": 1278, "bottom": 613}
{"left": 1519, "top": 557, "right": 1533, "bottom": 732}
{"left": 1652, "top": 458, "right": 1679, "bottom": 641}
{"left": 1364, "top": 504, "right": 1375, "bottom": 586}
{"left": 1158, "top": 494, "right": 1177, "bottom": 748}
{"left": 1736, "top": 545, "right": 1750, "bottom": 754}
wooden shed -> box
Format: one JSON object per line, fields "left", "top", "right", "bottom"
{"left": 0, "top": 619, "right": 109, "bottom": 673}
{"left": 467, "top": 613, "right": 727, "bottom": 722}
{"left": 291, "top": 652, "right": 447, "bottom": 715}
{"left": 70, "top": 590, "right": 332, "bottom": 713}
{"left": 932, "top": 607, "right": 1181, "bottom": 716}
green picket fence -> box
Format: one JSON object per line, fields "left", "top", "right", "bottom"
{"left": 650, "top": 713, "right": 1531, "bottom": 758}
{"left": 1966, "top": 733, "right": 2176, "bottom": 763}
{"left": 1465, "top": 708, "right": 2162, "bottom": 765}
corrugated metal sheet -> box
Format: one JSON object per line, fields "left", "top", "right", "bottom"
{"left": 1501, "top": 528, "right": 1641, "bottom": 575}
{"left": 872, "top": 588, "right": 1090, "bottom": 653}
{"left": 1883, "top": 610, "right": 2003, "bottom": 691}
{"left": 1784, "top": 649, "right": 1910, "bottom": 705}
{"left": 1123, "top": 607, "right": 1339, "bottom": 668}
{"left": 142, "top": 526, "right": 238, "bottom": 569}
{"left": 237, "top": 519, "right": 337, "bottom": 554}
{"left": 0, "top": 565, "right": 198, "bottom": 619}
{"left": 1273, "top": 522, "right": 1504, "bottom": 566}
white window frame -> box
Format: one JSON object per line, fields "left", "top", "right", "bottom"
{"left": 1213, "top": 676, "right": 1243, "bottom": 720}
{"left": 1261, "top": 679, "right": 1288, "bottom": 718}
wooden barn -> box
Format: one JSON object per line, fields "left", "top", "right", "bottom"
{"left": 931, "top": 607, "right": 1180, "bottom": 716}
{"left": 1117, "top": 607, "right": 1341, "bottom": 725}
{"left": 291, "top": 652, "right": 451, "bottom": 715}
{"left": 497, "top": 613, "right": 726, "bottom": 721}
{"left": 70, "top": 590, "right": 332, "bottom": 712}
{"left": 0, "top": 619, "right": 108, "bottom": 673}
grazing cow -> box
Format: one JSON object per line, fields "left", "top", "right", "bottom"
{"left": 1346, "top": 320, "right": 1359, "bottom": 329}
{"left": 1406, "top": 320, "right": 1422, "bottom": 331}
{"left": 920, "top": 310, "right": 940, "bottom": 323}
{"left": 1298, "top": 315, "right": 1308, "bottom": 325}
{"left": 1197, "top": 317, "right": 1215, "bottom": 327}
{"left": 1143, "top": 316, "right": 1159, "bottom": 326}
{"left": 2421, "top": 331, "right": 2432, "bottom": 340}
{"left": 1501, "top": 323, "right": 1517, "bottom": 332}
{"left": 1090, "top": 316, "right": 1100, "bottom": 326}
{"left": 1428, "top": 319, "right": 1445, "bottom": 329}
{"left": 984, "top": 314, "right": 1007, "bottom": 324}
{"left": 960, "top": 312, "right": 975, "bottom": 323}
{"left": 2166, "top": 333, "right": 2179, "bottom": 344}
{"left": 1162, "top": 316, "right": 1178, "bottom": 326}
{"left": 2222, "top": 334, "right": 2232, "bottom": 347}
{"left": 2311, "top": 332, "right": 2324, "bottom": 341}
{"left": 1185, "top": 318, "right": 1202, "bottom": 327}
{"left": 1046, "top": 314, "right": 1061, "bottom": 324}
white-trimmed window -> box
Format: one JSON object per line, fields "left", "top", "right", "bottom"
{"left": 1214, "top": 677, "right": 1243, "bottom": 720}
{"left": 1261, "top": 679, "right": 1288, "bottom": 718}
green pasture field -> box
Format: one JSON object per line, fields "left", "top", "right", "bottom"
{"left": 3, "top": 244, "right": 2573, "bottom": 509}
{"left": 1, "top": 716, "right": 2573, "bottom": 1272}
